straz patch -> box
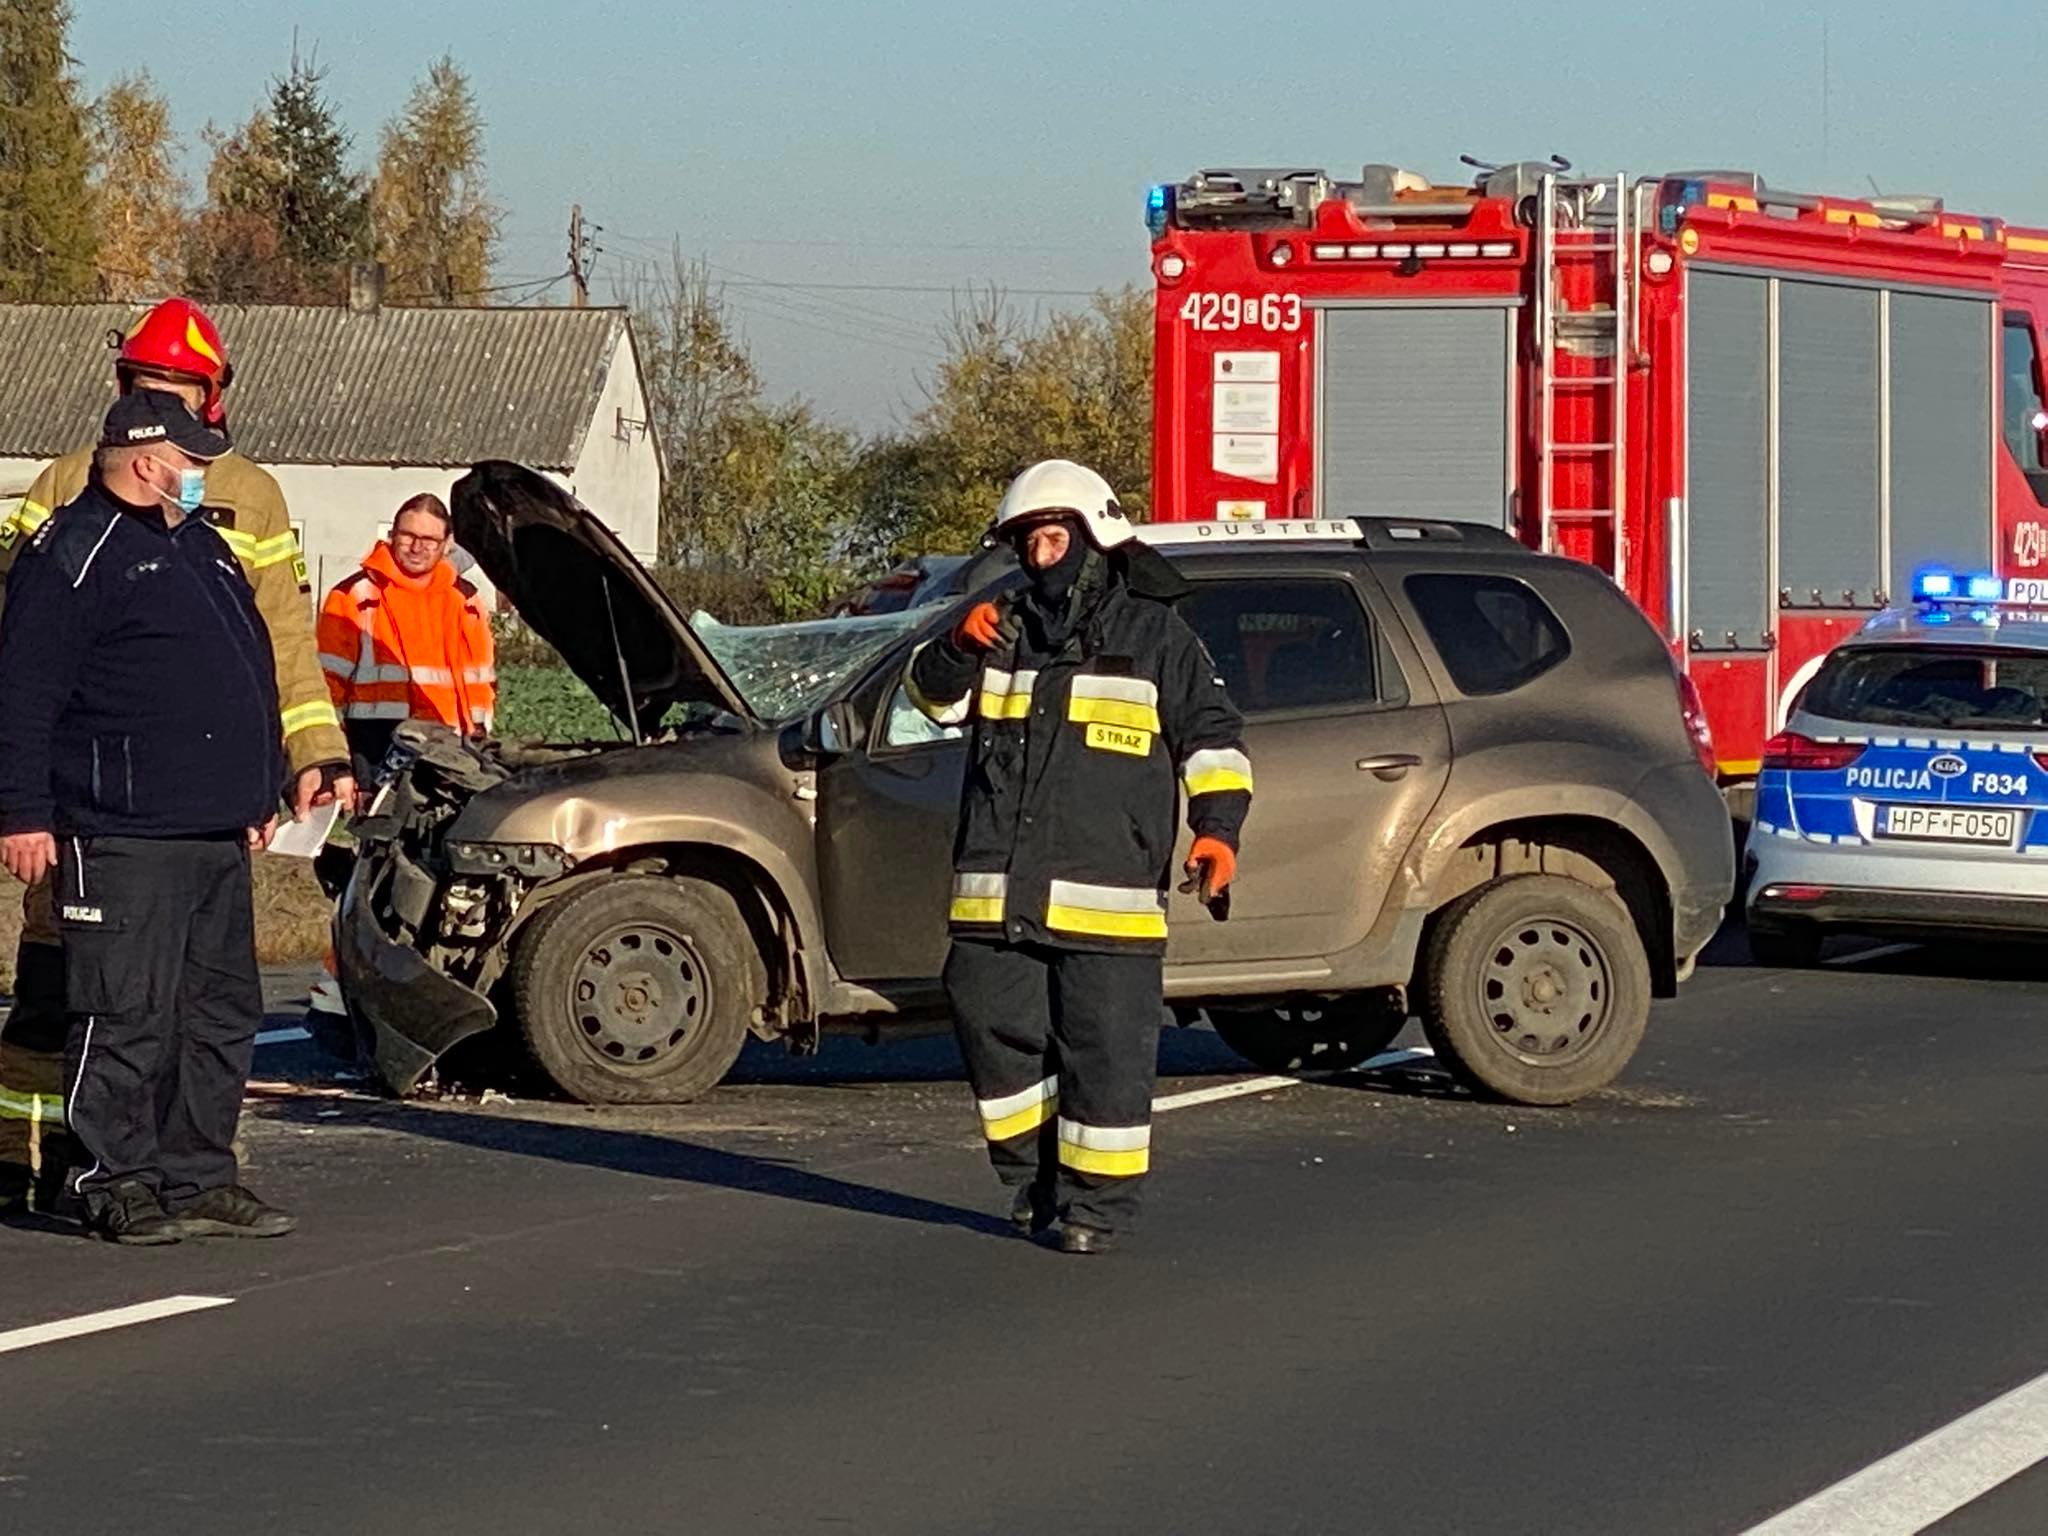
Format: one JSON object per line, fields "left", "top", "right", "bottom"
{"left": 293, "top": 553, "right": 310, "bottom": 592}
{"left": 1085, "top": 722, "right": 1152, "bottom": 757}
{"left": 0, "top": 518, "right": 17, "bottom": 552}
{"left": 60, "top": 904, "right": 103, "bottom": 924}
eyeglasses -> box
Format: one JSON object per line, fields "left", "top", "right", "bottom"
{"left": 392, "top": 530, "right": 447, "bottom": 548}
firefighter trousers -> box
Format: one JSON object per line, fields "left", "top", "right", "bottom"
{"left": 57, "top": 834, "right": 262, "bottom": 1217}
{"left": 943, "top": 938, "right": 1164, "bottom": 1233}
{"left": 0, "top": 877, "right": 72, "bottom": 1210}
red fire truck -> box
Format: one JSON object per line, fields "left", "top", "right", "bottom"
{"left": 1146, "top": 159, "right": 2048, "bottom": 777}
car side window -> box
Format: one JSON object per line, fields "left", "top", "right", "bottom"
{"left": 1403, "top": 573, "right": 1570, "bottom": 695}
{"left": 881, "top": 682, "right": 965, "bottom": 748}
{"left": 1179, "top": 578, "right": 1393, "bottom": 716}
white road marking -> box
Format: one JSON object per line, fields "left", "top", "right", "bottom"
{"left": 255, "top": 1026, "right": 312, "bottom": 1047}
{"left": 1822, "top": 942, "right": 1918, "bottom": 969}
{"left": 0, "top": 1295, "right": 234, "bottom": 1356}
{"left": 1151, "top": 1046, "right": 1437, "bottom": 1114}
{"left": 1741, "top": 1368, "right": 2048, "bottom": 1534}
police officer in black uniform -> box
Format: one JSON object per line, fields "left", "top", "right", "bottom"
{"left": 906, "top": 460, "right": 1253, "bottom": 1253}
{"left": 0, "top": 392, "right": 293, "bottom": 1245}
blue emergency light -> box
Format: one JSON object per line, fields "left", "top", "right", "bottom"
{"left": 1969, "top": 574, "right": 2004, "bottom": 600}
{"left": 1146, "top": 184, "right": 1171, "bottom": 238}
{"left": 1915, "top": 568, "right": 1956, "bottom": 598}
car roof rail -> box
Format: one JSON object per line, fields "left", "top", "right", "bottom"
{"left": 1136, "top": 516, "right": 1522, "bottom": 552}
{"left": 1350, "top": 517, "right": 1522, "bottom": 551}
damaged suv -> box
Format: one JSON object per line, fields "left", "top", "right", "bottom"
{"left": 336, "top": 462, "right": 1732, "bottom": 1108}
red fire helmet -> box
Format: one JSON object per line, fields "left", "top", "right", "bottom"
{"left": 113, "top": 297, "right": 234, "bottom": 426}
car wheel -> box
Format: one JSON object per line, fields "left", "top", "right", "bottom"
{"left": 1747, "top": 924, "right": 1823, "bottom": 969}
{"left": 1420, "top": 874, "right": 1650, "bottom": 1107}
{"left": 509, "top": 875, "right": 764, "bottom": 1105}
{"left": 1208, "top": 994, "right": 1408, "bottom": 1073}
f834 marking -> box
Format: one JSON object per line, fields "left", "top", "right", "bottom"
{"left": 1970, "top": 771, "right": 2030, "bottom": 797}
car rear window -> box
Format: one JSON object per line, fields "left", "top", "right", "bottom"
{"left": 1801, "top": 645, "right": 2048, "bottom": 728}
{"left": 1403, "top": 574, "right": 1570, "bottom": 695}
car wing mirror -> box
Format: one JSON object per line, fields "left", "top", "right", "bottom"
{"left": 804, "top": 700, "right": 859, "bottom": 758}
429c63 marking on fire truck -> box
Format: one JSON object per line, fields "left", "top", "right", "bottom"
{"left": 1175, "top": 292, "right": 1303, "bottom": 332}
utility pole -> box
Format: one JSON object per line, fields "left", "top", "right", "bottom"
{"left": 568, "top": 203, "right": 589, "bottom": 307}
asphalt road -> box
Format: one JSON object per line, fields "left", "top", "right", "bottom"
{"left": 5, "top": 933, "right": 2048, "bottom": 1535}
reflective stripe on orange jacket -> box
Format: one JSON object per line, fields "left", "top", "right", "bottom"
{"left": 317, "top": 542, "right": 497, "bottom": 735}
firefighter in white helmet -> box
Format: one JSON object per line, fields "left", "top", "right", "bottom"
{"left": 904, "top": 460, "right": 1253, "bottom": 1252}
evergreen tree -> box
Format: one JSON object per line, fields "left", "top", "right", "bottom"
{"left": 0, "top": 0, "right": 99, "bottom": 300}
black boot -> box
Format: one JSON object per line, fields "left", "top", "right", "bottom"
{"left": 1056, "top": 1223, "right": 1117, "bottom": 1255}
{"left": 1008, "top": 1181, "right": 1057, "bottom": 1235}
{"left": 90, "top": 1180, "right": 184, "bottom": 1246}
{"left": 167, "top": 1184, "right": 297, "bottom": 1239}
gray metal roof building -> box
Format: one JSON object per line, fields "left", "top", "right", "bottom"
{"left": 0, "top": 302, "right": 637, "bottom": 470}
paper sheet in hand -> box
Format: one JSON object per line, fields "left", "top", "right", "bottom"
{"left": 266, "top": 801, "right": 341, "bottom": 859}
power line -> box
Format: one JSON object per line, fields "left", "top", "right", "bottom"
{"left": 602, "top": 248, "right": 943, "bottom": 351}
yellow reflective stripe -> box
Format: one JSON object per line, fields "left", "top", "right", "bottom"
{"left": 17, "top": 498, "right": 51, "bottom": 531}
{"left": 977, "top": 667, "right": 1036, "bottom": 721}
{"left": 1046, "top": 878, "right": 1167, "bottom": 940}
{"left": 1067, "top": 696, "right": 1161, "bottom": 733}
{"left": 1057, "top": 1118, "right": 1150, "bottom": 1176}
{"left": 949, "top": 871, "right": 1006, "bottom": 925}
{"left": 1182, "top": 747, "right": 1253, "bottom": 798}
{"left": 1185, "top": 768, "right": 1254, "bottom": 796}
{"left": 0, "top": 1086, "right": 66, "bottom": 1126}
{"left": 215, "top": 526, "right": 258, "bottom": 557}
{"left": 1046, "top": 903, "right": 1167, "bottom": 939}
{"left": 250, "top": 531, "right": 301, "bottom": 568}
{"left": 979, "top": 1076, "right": 1058, "bottom": 1141}
{"left": 281, "top": 699, "right": 341, "bottom": 736}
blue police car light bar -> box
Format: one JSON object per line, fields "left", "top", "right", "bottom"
{"left": 1915, "top": 568, "right": 1955, "bottom": 599}
{"left": 1967, "top": 574, "right": 2004, "bottom": 600}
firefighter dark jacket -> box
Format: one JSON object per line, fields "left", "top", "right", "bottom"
{"left": 906, "top": 545, "right": 1253, "bottom": 953}
{"left": 1, "top": 448, "right": 347, "bottom": 780}
{"left": 0, "top": 479, "right": 284, "bottom": 840}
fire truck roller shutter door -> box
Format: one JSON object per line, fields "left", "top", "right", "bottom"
{"left": 1888, "top": 291, "right": 1994, "bottom": 601}
{"left": 1686, "top": 271, "right": 1771, "bottom": 650}
{"left": 1316, "top": 305, "right": 1513, "bottom": 526}
{"left": 1777, "top": 281, "right": 1882, "bottom": 610}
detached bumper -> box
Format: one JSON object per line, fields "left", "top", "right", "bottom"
{"left": 1749, "top": 881, "right": 2048, "bottom": 937}
{"left": 334, "top": 863, "right": 498, "bottom": 1095}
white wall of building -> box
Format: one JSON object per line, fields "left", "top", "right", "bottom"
{"left": 566, "top": 328, "right": 663, "bottom": 563}
{"left": 0, "top": 339, "right": 663, "bottom": 613}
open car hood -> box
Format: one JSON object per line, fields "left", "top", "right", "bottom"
{"left": 450, "top": 461, "right": 755, "bottom": 732}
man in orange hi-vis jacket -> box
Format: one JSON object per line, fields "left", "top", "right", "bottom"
{"left": 318, "top": 493, "right": 496, "bottom": 782}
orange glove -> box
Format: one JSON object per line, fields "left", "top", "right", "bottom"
{"left": 1184, "top": 836, "right": 1237, "bottom": 897}
{"left": 955, "top": 600, "right": 1009, "bottom": 652}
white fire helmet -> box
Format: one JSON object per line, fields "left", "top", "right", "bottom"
{"left": 990, "top": 459, "right": 1135, "bottom": 550}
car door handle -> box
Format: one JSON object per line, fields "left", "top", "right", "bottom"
{"left": 1356, "top": 753, "right": 1422, "bottom": 781}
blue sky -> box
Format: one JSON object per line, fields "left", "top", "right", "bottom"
{"left": 70, "top": 1, "right": 2048, "bottom": 429}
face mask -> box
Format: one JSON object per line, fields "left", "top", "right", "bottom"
{"left": 152, "top": 461, "right": 206, "bottom": 515}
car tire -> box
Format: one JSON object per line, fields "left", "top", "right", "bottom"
{"left": 1208, "top": 993, "right": 1408, "bottom": 1074}
{"left": 510, "top": 875, "right": 764, "bottom": 1105}
{"left": 1420, "top": 874, "right": 1650, "bottom": 1107}
{"left": 1747, "top": 924, "right": 1823, "bottom": 969}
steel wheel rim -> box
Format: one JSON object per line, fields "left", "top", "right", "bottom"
{"left": 1473, "top": 915, "right": 1612, "bottom": 1067}
{"left": 567, "top": 921, "right": 710, "bottom": 1074}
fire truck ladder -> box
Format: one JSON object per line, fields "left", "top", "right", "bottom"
{"left": 1534, "top": 172, "right": 1633, "bottom": 585}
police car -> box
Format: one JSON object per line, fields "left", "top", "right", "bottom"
{"left": 1748, "top": 568, "right": 2048, "bottom": 965}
